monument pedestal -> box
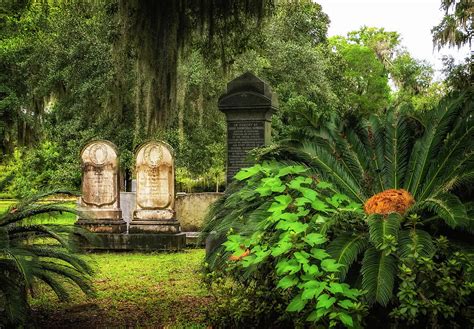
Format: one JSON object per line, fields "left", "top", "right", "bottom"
{"left": 130, "top": 208, "right": 180, "bottom": 233}
{"left": 72, "top": 231, "right": 187, "bottom": 251}
{"left": 129, "top": 220, "right": 181, "bottom": 234}
{"left": 76, "top": 207, "right": 126, "bottom": 233}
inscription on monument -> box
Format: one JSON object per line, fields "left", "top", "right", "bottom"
{"left": 135, "top": 142, "right": 174, "bottom": 211}
{"left": 227, "top": 121, "right": 265, "bottom": 178}
{"left": 81, "top": 142, "right": 118, "bottom": 207}
{"left": 77, "top": 140, "right": 125, "bottom": 233}
{"left": 218, "top": 72, "right": 278, "bottom": 183}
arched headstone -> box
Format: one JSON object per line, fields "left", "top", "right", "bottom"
{"left": 130, "top": 141, "right": 180, "bottom": 233}
{"left": 76, "top": 140, "right": 126, "bottom": 233}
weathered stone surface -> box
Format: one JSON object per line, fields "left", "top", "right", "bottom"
{"left": 77, "top": 140, "right": 126, "bottom": 233}
{"left": 219, "top": 72, "right": 278, "bottom": 183}
{"left": 175, "top": 192, "right": 222, "bottom": 231}
{"left": 131, "top": 141, "right": 181, "bottom": 233}
{"left": 72, "top": 232, "right": 187, "bottom": 251}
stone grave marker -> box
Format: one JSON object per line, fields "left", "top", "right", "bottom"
{"left": 76, "top": 140, "right": 126, "bottom": 233}
{"left": 129, "top": 141, "right": 181, "bottom": 234}
{"left": 218, "top": 72, "right": 278, "bottom": 182}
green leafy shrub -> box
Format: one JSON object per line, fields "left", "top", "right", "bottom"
{"left": 203, "top": 93, "right": 473, "bottom": 327}
{"left": 204, "top": 162, "right": 367, "bottom": 328}
{"left": 390, "top": 236, "right": 474, "bottom": 328}
{"left": 0, "top": 142, "right": 79, "bottom": 198}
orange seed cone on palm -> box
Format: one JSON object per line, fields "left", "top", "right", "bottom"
{"left": 364, "top": 189, "right": 414, "bottom": 215}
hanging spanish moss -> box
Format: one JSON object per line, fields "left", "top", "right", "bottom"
{"left": 118, "top": 0, "right": 274, "bottom": 136}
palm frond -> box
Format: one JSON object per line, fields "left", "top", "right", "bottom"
{"left": 368, "top": 213, "right": 401, "bottom": 249}
{"left": 398, "top": 229, "right": 435, "bottom": 259}
{"left": 383, "top": 110, "right": 411, "bottom": 189}
{"left": 33, "top": 261, "right": 94, "bottom": 296}
{"left": 367, "top": 114, "right": 387, "bottom": 192}
{"left": 0, "top": 203, "right": 78, "bottom": 226}
{"left": 0, "top": 267, "right": 29, "bottom": 327}
{"left": 32, "top": 271, "right": 70, "bottom": 301}
{"left": 294, "top": 142, "right": 366, "bottom": 203}
{"left": 404, "top": 94, "right": 465, "bottom": 198}
{"left": 327, "top": 233, "right": 369, "bottom": 280}
{"left": 418, "top": 125, "right": 473, "bottom": 200}
{"left": 420, "top": 192, "right": 468, "bottom": 228}
{"left": 361, "top": 246, "right": 397, "bottom": 306}
{"left": 7, "top": 224, "right": 69, "bottom": 248}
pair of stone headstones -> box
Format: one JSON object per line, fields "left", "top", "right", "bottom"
{"left": 76, "top": 140, "right": 178, "bottom": 234}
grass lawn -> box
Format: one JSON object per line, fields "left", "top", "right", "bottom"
{"left": 31, "top": 250, "right": 212, "bottom": 328}
{"left": 0, "top": 199, "right": 78, "bottom": 225}
{"left": 1, "top": 200, "right": 214, "bottom": 328}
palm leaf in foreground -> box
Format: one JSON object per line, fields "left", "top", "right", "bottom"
{"left": 0, "top": 191, "right": 95, "bottom": 327}
{"left": 327, "top": 233, "right": 369, "bottom": 280}
{"left": 361, "top": 246, "right": 397, "bottom": 306}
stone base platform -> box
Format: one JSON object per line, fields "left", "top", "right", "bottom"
{"left": 76, "top": 219, "right": 127, "bottom": 233}
{"left": 72, "top": 231, "right": 187, "bottom": 251}
{"left": 129, "top": 220, "right": 181, "bottom": 234}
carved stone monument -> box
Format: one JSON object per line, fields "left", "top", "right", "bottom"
{"left": 76, "top": 140, "right": 126, "bottom": 233}
{"left": 129, "top": 141, "right": 181, "bottom": 234}
{"left": 218, "top": 72, "right": 278, "bottom": 183}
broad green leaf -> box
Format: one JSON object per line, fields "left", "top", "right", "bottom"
{"left": 272, "top": 241, "right": 293, "bottom": 257}
{"left": 279, "top": 213, "right": 299, "bottom": 222}
{"left": 295, "top": 197, "right": 312, "bottom": 206}
{"left": 302, "top": 263, "right": 320, "bottom": 276}
{"left": 255, "top": 186, "right": 272, "bottom": 196}
{"left": 328, "top": 282, "right": 344, "bottom": 294}
{"left": 287, "top": 176, "right": 312, "bottom": 189}
{"left": 276, "top": 259, "right": 300, "bottom": 275}
{"left": 294, "top": 251, "right": 310, "bottom": 264}
{"left": 277, "top": 275, "right": 298, "bottom": 289}
{"left": 311, "top": 248, "right": 330, "bottom": 260}
{"left": 302, "top": 281, "right": 326, "bottom": 300}
{"left": 300, "top": 188, "right": 318, "bottom": 201}
{"left": 286, "top": 294, "right": 307, "bottom": 312}
{"left": 276, "top": 221, "right": 308, "bottom": 234}
{"left": 296, "top": 207, "right": 310, "bottom": 217}
{"left": 304, "top": 233, "right": 327, "bottom": 246}
{"left": 312, "top": 199, "right": 329, "bottom": 212}
{"left": 275, "top": 194, "right": 293, "bottom": 205}
{"left": 253, "top": 249, "right": 271, "bottom": 264}
{"left": 338, "top": 299, "right": 354, "bottom": 309}
{"left": 317, "top": 181, "right": 333, "bottom": 189}
{"left": 307, "top": 307, "right": 328, "bottom": 322}
{"left": 234, "top": 165, "right": 261, "bottom": 180}
{"left": 277, "top": 166, "right": 308, "bottom": 177}
{"left": 338, "top": 313, "right": 353, "bottom": 327}
{"left": 321, "top": 259, "right": 343, "bottom": 272}
{"left": 316, "top": 294, "right": 337, "bottom": 309}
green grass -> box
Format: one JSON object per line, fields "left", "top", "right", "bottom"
{"left": 0, "top": 200, "right": 77, "bottom": 225}
{"left": 31, "top": 250, "right": 212, "bottom": 328}
{"left": 1, "top": 200, "right": 213, "bottom": 327}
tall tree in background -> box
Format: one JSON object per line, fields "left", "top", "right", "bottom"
{"left": 118, "top": 0, "right": 274, "bottom": 140}
{"left": 432, "top": 0, "right": 473, "bottom": 49}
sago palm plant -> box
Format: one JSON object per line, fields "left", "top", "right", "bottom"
{"left": 274, "top": 91, "right": 473, "bottom": 306}
{"left": 0, "top": 190, "right": 95, "bottom": 327}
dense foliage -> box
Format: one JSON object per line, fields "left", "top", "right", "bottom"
{"left": 223, "top": 164, "right": 367, "bottom": 328}
{"left": 0, "top": 0, "right": 444, "bottom": 196}
{"left": 202, "top": 92, "right": 473, "bottom": 327}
